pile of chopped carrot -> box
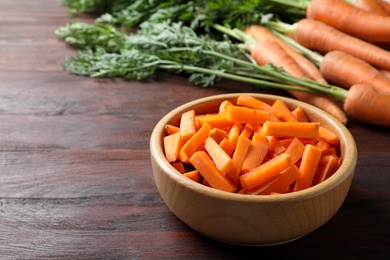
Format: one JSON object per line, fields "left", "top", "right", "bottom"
{"left": 163, "top": 94, "right": 342, "bottom": 195}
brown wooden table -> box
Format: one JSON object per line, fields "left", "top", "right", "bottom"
{"left": 0, "top": 1, "right": 389, "bottom": 259}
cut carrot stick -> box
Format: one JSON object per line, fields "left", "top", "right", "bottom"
{"left": 227, "top": 105, "right": 274, "bottom": 125}
{"left": 226, "top": 136, "right": 251, "bottom": 186}
{"left": 236, "top": 94, "right": 277, "bottom": 114}
{"left": 294, "top": 145, "right": 323, "bottom": 191}
{"left": 239, "top": 153, "right": 292, "bottom": 190}
{"left": 266, "top": 136, "right": 286, "bottom": 155}
{"left": 210, "top": 127, "right": 227, "bottom": 144}
{"left": 196, "top": 112, "right": 233, "bottom": 130}
{"left": 284, "top": 137, "right": 306, "bottom": 165}
{"left": 239, "top": 123, "right": 255, "bottom": 139}
{"left": 163, "top": 132, "right": 184, "bottom": 163}
{"left": 312, "top": 155, "right": 339, "bottom": 185}
{"left": 316, "top": 139, "right": 332, "bottom": 151}
{"left": 219, "top": 138, "right": 236, "bottom": 157}
{"left": 272, "top": 100, "right": 298, "bottom": 122}
{"left": 165, "top": 124, "right": 180, "bottom": 135}
{"left": 259, "top": 165, "right": 302, "bottom": 195}
{"left": 219, "top": 99, "right": 233, "bottom": 112}
{"left": 172, "top": 162, "right": 186, "bottom": 173}
{"left": 291, "top": 106, "right": 309, "bottom": 122}
{"left": 183, "top": 170, "right": 200, "bottom": 182}
{"left": 319, "top": 126, "right": 339, "bottom": 146}
{"left": 180, "top": 110, "right": 197, "bottom": 143}
{"left": 204, "top": 137, "right": 235, "bottom": 175}
{"left": 241, "top": 133, "right": 269, "bottom": 173}
{"left": 178, "top": 122, "right": 212, "bottom": 163}
{"left": 262, "top": 121, "right": 320, "bottom": 140}
{"left": 189, "top": 151, "right": 237, "bottom": 192}
{"left": 227, "top": 122, "right": 243, "bottom": 146}
{"left": 245, "top": 174, "right": 281, "bottom": 195}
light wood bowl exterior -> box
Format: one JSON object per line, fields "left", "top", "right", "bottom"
{"left": 150, "top": 93, "right": 357, "bottom": 246}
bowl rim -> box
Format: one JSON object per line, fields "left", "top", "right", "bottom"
{"left": 150, "top": 93, "right": 357, "bottom": 203}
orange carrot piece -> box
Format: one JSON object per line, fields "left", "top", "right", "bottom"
{"left": 266, "top": 136, "right": 286, "bottom": 155}
{"left": 316, "top": 139, "right": 332, "bottom": 151}
{"left": 165, "top": 124, "right": 180, "bottom": 135}
{"left": 245, "top": 174, "right": 281, "bottom": 195}
{"left": 294, "top": 145, "right": 323, "bottom": 191}
{"left": 180, "top": 110, "right": 197, "bottom": 143}
{"left": 259, "top": 165, "right": 302, "bottom": 195}
{"left": 227, "top": 122, "right": 243, "bottom": 146}
{"left": 163, "top": 132, "right": 184, "bottom": 163}
{"left": 322, "top": 147, "right": 339, "bottom": 157}
{"left": 291, "top": 106, "right": 309, "bottom": 122}
{"left": 172, "top": 162, "right": 186, "bottom": 173}
{"left": 189, "top": 151, "right": 237, "bottom": 192}
{"left": 178, "top": 122, "right": 212, "bottom": 163}
{"left": 272, "top": 100, "right": 298, "bottom": 122}
{"left": 183, "top": 170, "right": 200, "bottom": 182}
{"left": 210, "top": 127, "right": 227, "bottom": 144}
{"left": 319, "top": 126, "right": 339, "bottom": 146}
{"left": 236, "top": 94, "right": 277, "bottom": 114}
{"left": 226, "top": 136, "right": 251, "bottom": 186}
{"left": 219, "top": 99, "right": 233, "bottom": 113}
{"left": 279, "top": 138, "right": 294, "bottom": 148}
{"left": 227, "top": 105, "right": 274, "bottom": 125}
{"left": 204, "top": 137, "right": 235, "bottom": 175}
{"left": 219, "top": 138, "right": 236, "bottom": 157}
{"left": 196, "top": 112, "right": 233, "bottom": 130}
{"left": 312, "top": 155, "right": 339, "bottom": 186}
{"left": 239, "top": 153, "right": 292, "bottom": 190}
{"left": 239, "top": 123, "right": 255, "bottom": 139}
{"left": 241, "top": 133, "right": 269, "bottom": 173}
{"left": 262, "top": 121, "right": 320, "bottom": 140}
{"left": 284, "top": 137, "right": 306, "bottom": 165}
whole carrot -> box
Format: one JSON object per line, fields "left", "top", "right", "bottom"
{"left": 377, "top": 0, "right": 390, "bottom": 14}
{"left": 320, "top": 51, "right": 390, "bottom": 94}
{"left": 250, "top": 40, "right": 348, "bottom": 124}
{"left": 348, "top": 0, "right": 389, "bottom": 15}
{"left": 307, "top": 0, "right": 390, "bottom": 42}
{"left": 245, "top": 25, "right": 328, "bottom": 84}
{"left": 289, "top": 18, "right": 390, "bottom": 71}
{"left": 344, "top": 84, "right": 390, "bottom": 127}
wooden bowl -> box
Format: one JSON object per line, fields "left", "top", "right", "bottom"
{"left": 150, "top": 93, "right": 357, "bottom": 246}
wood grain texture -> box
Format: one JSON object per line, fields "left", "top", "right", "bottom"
{"left": 0, "top": 0, "right": 389, "bottom": 259}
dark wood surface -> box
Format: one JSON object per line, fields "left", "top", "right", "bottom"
{"left": 0, "top": 1, "right": 389, "bottom": 259}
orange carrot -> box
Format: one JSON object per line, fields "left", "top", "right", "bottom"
{"left": 239, "top": 123, "right": 255, "bottom": 139}
{"left": 259, "top": 165, "right": 302, "bottom": 195}
{"left": 284, "top": 137, "right": 306, "bottom": 165}
{"left": 196, "top": 112, "right": 233, "bottom": 129}
{"left": 343, "top": 84, "right": 390, "bottom": 128}
{"left": 178, "top": 122, "right": 212, "bottom": 163}
{"left": 319, "top": 126, "right": 339, "bottom": 146}
{"left": 312, "top": 155, "right": 339, "bottom": 185}
{"left": 209, "top": 127, "right": 227, "bottom": 144}
{"left": 294, "top": 144, "right": 323, "bottom": 191}
{"left": 219, "top": 138, "right": 236, "bottom": 157}
{"left": 241, "top": 133, "right": 269, "bottom": 174}
{"left": 292, "top": 18, "right": 390, "bottom": 71}
{"left": 227, "top": 122, "right": 243, "bottom": 146}
{"left": 163, "top": 132, "right": 184, "bottom": 162}
{"left": 250, "top": 40, "right": 348, "bottom": 125}
{"left": 226, "top": 136, "right": 251, "bottom": 186}
{"left": 239, "top": 153, "right": 292, "bottom": 190}
{"left": 291, "top": 106, "right": 309, "bottom": 122}
{"left": 219, "top": 99, "right": 233, "bottom": 112}
{"left": 172, "top": 162, "right": 186, "bottom": 173}
{"left": 307, "top": 0, "right": 390, "bottom": 42}
{"left": 320, "top": 51, "right": 390, "bottom": 94}
{"left": 272, "top": 99, "right": 298, "bottom": 122}
{"left": 179, "top": 110, "right": 197, "bottom": 143}
{"left": 266, "top": 136, "right": 286, "bottom": 155}
{"left": 350, "top": 0, "right": 389, "bottom": 15}
{"left": 165, "top": 124, "right": 180, "bottom": 135}
{"left": 245, "top": 25, "right": 328, "bottom": 84}
{"left": 262, "top": 121, "right": 320, "bottom": 140}
{"left": 204, "top": 136, "right": 235, "bottom": 175}
{"left": 377, "top": 0, "right": 390, "bottom": 14}
{"left": 236, "top": 93, "right": 277, "bottom": 114}
{"left": 189, "top": 151, "right": 237, "bottom": 192}
{"left": 227, "top": 105, "right": 274, "bottom": 125}
{"left": 183, "top": 170, "right": 200, "bottom": 182}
